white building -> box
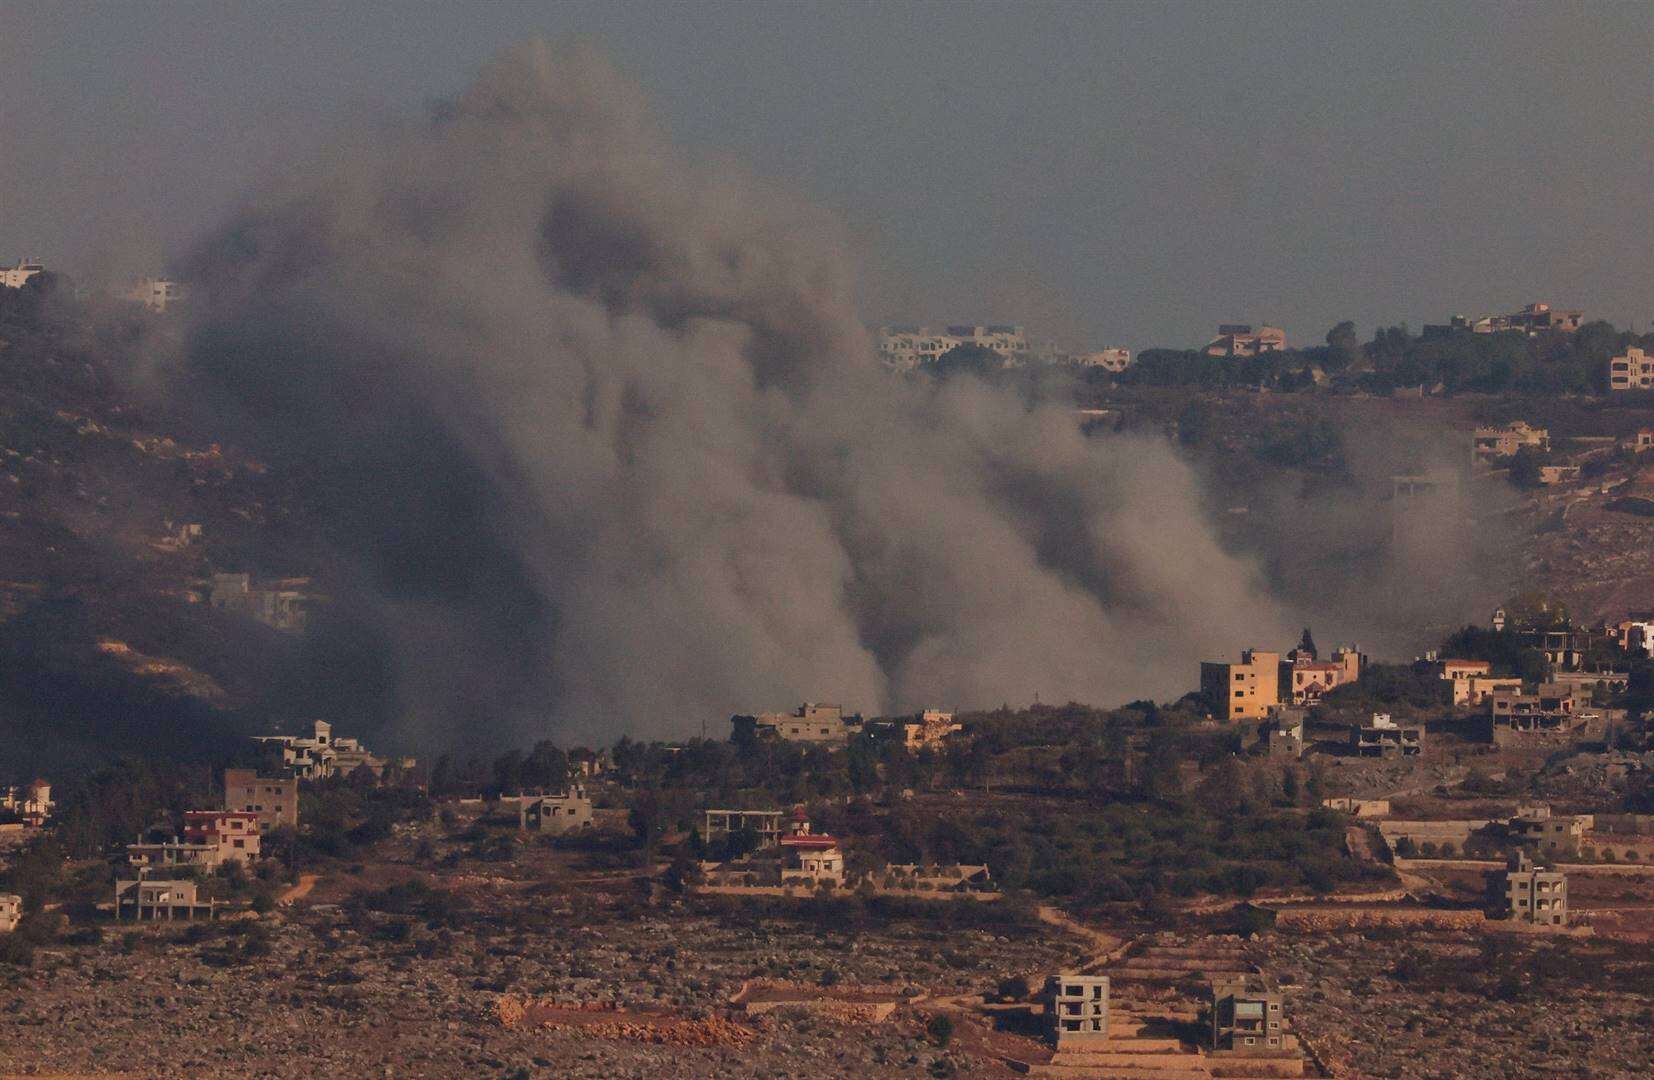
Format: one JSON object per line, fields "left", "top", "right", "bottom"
{"left": 1072, "top": 348, "right": 1132, "bottom": 372}
{"left": 517, "top": 785, "right": 594, "bottom": 834}
{"left": 0, "top": 260, "right": 44, "bottom": 289}
{"left": 123, "top": 277, "right": 186, "bottom": 312}
{"left": 1609, "top": 348, "right": 1654, "bottom": 392}
{"left": 877, "top": 324, "right": 1029, "bottom": 371}
{"left": 253, "top": 719, "right": 413, "bottom": 781}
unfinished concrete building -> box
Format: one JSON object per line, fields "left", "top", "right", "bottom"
{"left": 1211, "top": 974, "right": 1285, "bottom": 1050}
{"left": 1509, "top": 805, "right": 1592, "bottom": 858}
{"left": 753, "top": 703, "right": 860, "bottom": 744}
{"left": 1352, "top": 713, "right": 1422, "bottom": 756}
{"left": 1494, "top": 850, "right": 1568, "bottom": 926}
{"left": 223, "top": 769, "right": 299, "bottom": 832}
{"left": 518, "top": 785, "right": 594, "bottom": 834}
{"left": 1264, "top": 707, "right": 1305, "bottom": 758}
{"left": 702, "top": 809, "right": 785, "bottom": 848}
{"left": 1045, "top": 973, "right": 1109, "bottom": 1047}
{"left": 1484, "top": 685, "right": 1587, "bottom": 744}
{"left": 253, "top": 719, "right": 414, "bottom": 781}
{"left": 0, "top": 894, "right": 20, "bottom": 933}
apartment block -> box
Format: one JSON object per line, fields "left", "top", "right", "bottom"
{"left": 223, "top": 769, "right": 299, "bottom": 832}
{"left": 1201, "top": 649, "right": 1281, "bottom": 721}
{"left": 1494, "top": 850, "right": 1567, "bottom": 926}
{"left": 1609, "top": 347, "right": 1654, "bottom": 391}
{"left": 1045, "top": 974, "right": 1109, "bottom": 1047}
{"left": 1211, "top": 975, "right": 1285, "bottom": 1050}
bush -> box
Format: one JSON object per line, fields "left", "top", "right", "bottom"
{"left": 996, "top": 975, "right": 1031, "bottom": 1002}
{"left": 0, "top": 935, "right": 34, "bottom": 966}
{"left": 925, "top": 1013, "right": 955, "bottom": 1047}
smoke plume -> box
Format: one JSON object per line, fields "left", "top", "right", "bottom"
{"left": 178, "top": 42, "right": 1299, "bottom": 749}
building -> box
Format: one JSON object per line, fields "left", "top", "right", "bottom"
{"left": 702, "top": 809, "right": 785, "bottom": 848}
{"left": 518, "top": 785, "right": 594, "bottom": 834}
{"left": 122, "top": 277, "right": 186, "bottom": 312}
{"left": 1485, "top": 684, "right": 1585, "bottom": 743}
{"left": 1472, "top": 421, "right": 1549, "bottom": 464}
{"left": 1352, "top": 713, "right": 1423, "bottom": 756}
{"left": 253, "top": 719, "right": 413, "bottom": 781}
{"left": 1205, "top": 324, "right": 1286, "bottom": 358}
{"left": 1072, "top": 348, "right": 1131, "bottom": 372}
{"left": 876, "top": 324, "right": 1029, "bottom": 370}
{"left": 223, "top": 769, "right": 299, "bottom": 832}
{"left": 0, "top": 260, "right": 44, "bottom": 289}
{"left": 1509, "top": 805, "right": 1592, "bottom": 857}
{"left": 1537, "top": 465, "right": 1581, "bottom": 485}
{"left": 0, "top": 894, "right": 21, "bottom": 933}
{"left": 779, "top": 809, "right": 843, "bottom": 887}
{"left": 210, "top": 572, "right": 309, "bottom": 632}
{"left": 1281, "top": 647, "right": 1363, "bottom": 705}
{"left": 1451, "top": 675, "right": 1524, "bottom": 707}
{"left": 753, "top": 703, "right": 861, "bottom": 744}
{"left": 1201, "top": 649, "right": 1281, "bottom": 722}
{"left": 1211, "top": 975, "right": 1285, "bottom": 1051}
{"left": 182, "top": 811, "right": 261, "bottom": 862}
{"left": 114, "top": 876, "right": 215, "bottom": 921}
{"left": 866, "top": 708, "right": 962, "bottom": 751}
{"left": 1614, "top": 613, "right": 1654, "bottom": 656}
{"left": 0, "top": 779, "right": 52, "bottom": 826}
{"left": 1045, "top": 974, "right": 1109, "bottom": 1047}
{"left": 1264, "top": 707, "right": 1305, "bottom": 759}
{"left": 1548, "top": 669, "right": 1628, "bottom": 699}
{"left": 568, "top": 747, "right": 608, "bottom": 778}
{"left": 1493, "top": 850, "right": 1567, "bottom": 926}
{"left": 1505, "top": 302, "right": 1584, "bottom": 334}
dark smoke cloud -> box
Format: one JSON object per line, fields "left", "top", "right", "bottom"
{"left": 177, "top": 42, "right": 1298, "bottom": 750}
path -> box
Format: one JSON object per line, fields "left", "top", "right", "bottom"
{"left": 278, "top": 873, "right": 319, "bottom": 905}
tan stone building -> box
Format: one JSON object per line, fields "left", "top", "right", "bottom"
{"left": 1201, "top": 649, "right": 1281, "bottom": 721}
{"left": 1494, "top": 850, "right": 1567, "bottom": 925}
{"left": 1211, "top": 975, "right": 1285, "bottom": 1050}
{"left": 114, "top": 876, "right": 215, "bottom": 921}
{"left": 1281, "top": 647, "right": 1363, "bottom": 705}
{"left": 223, "top": 769, "right": 299, "bottom": 832}
{"left": 0, "top": 894, "right": 21, "bottom": 933}
{"left": 754, "top": 703, "right": 860, "bottom": 744}
{"left": 518, "top": 785, "right": 594, "bottom": 834}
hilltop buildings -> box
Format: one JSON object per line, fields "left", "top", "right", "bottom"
{"left": 1204, "top": 324, "right": 1285, "bottom": 358}
{"left": 1071, "top": 348, "right": 1132, "bottom": 372}
{"left": 253, "top": 720, "right": 414, "bottom": 781}
{"left": 751, "top": 703, "right": 861, "bottom": 745}
{"left": 0, "top": 260, "right": 44, "bottom": 289}
{"left": 876, "top": 324, "right": 1029, "bottom": 370}
{"left": 1609, "top": 347, "right": 1654, "bottom": 392}
{"left": 210, "top": 573, "right": 310, "bottom": 632}
{"left": 517, "top": 785, "right": 594, "bottom": 834}
{"left": 1202, "top": 643, "right": 1364, "bottom": 720}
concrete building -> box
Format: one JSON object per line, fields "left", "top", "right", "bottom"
{"left": 1472, "top": 421, "right": 1549, "bottom": 464}
{"left": 1264, "top": 707, "right": 1305, "bottom": 759}
{"left": 0, "top": 894, "right": 21, "bottom": 933}
{"left": 518, "top": 785, "right": 593, "bottom": 834}
{"left": 1045, "top": 973, "right": 1109, "bottom": 1047}
{"left": 1494, "top": 850, "right": 1567, "bottom": 926}
{"left": 1509, "top": 805, "right": 1593, "bottom": 857}
{"left": 0, "top": 779, "right": 52, "bottom": 826}
{"left": 866, "top": 707, "right": 962, "bottom": 751}
{"left": 1073, "top": 348, "right": 1132, "bottom": 372}
{"left": 122, "top": 277, "right": 186, "bottom": 312}
{"left": 1352, "top": 713, "right": 1423, "bottom": 756}
{"left": 114, "top": 876, "right": 215, "bottom": 921}
{"left": 1485, "top": 684, "right": 1585, "bottom": 743}
{"left": 128, "top": 811, "right": 261, "bottom": 870}
{"left": 0, "top": 260, "right": 44, "bottom": 289}
{"left": 754, "top": 703, "right": 860, "bottom": 744}
{"left": 1204, "top": 324, "right": 1286, "bottom": 358}
{"left": 1505, "top": 302, "right": 1584, "bottom": 334}
{"left": 1281, "top": 647, "right": 1363, "bottom": 705}
{"left": 1201, "top": 649, "right": 1281, "bottom": 722}
{"left": 223, "top": 769, "right": 299, "bottom": 832}
{"left": 1537, "top": 464, "right": 1582, "bottom": 485}
{"left": 1211, "top": 975, "right": 1285, "bottom": 1050}
{"left": 876, "top": 324, "right": 1029, "bottom": 370}
{"left": 1548, "top": 669, "right": 1628, "bottom": 699}
{"left": 210, "top": 572, "right": 309, "bottom": 632}
{"left": 702, "top": 809, "right": 785, "bottom": 848}
{"left": 779, "top": 809, "right": 843, "bottom": 887}
{"left": 1451, "top": 675, "right": 1524, "bottom": 707}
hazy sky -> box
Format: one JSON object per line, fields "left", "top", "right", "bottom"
{"left": 3, "top": 2, "right": 1652, "bottom": 349}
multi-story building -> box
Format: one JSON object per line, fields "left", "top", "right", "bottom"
{"left": 1451, "top": 675, "right": 1524, "bottom": 707}
{"left": 0, "top": 894, "right": 21, "bottom": 933}
{"left": 876, "top": 324, "right": 1029, "bottom": 370}
{"left": 1264, "top": 707, "right": 1305, "bottom": 759}
{"left": 1045, "top": 974, "right": 1109, "bottom": 1047}
{"left": 518, "top": 785, "right": 594, "bottom": 834}
{"left": 128, "top": 812, "right": 260, "bottom": 869}
{"left": 1281, "top": 647, "right": 1363, "bottom": 705}
{"left": 1509, "top": 805, "right": 1592, "bottom": 857}
{"left": 753, "top": 703, "right": 860, "bottom": 744}
{"left": 865, "top": 708, "right": 962, "bottom": 751}
{"left": 0, "top": 779, "right": 52, "bottom": 826}
{"left": 779, "top": 809, "right": 843, "bottom": 886}
{"left": 1204, "top": 324, "right": 1286, "bottom": 358}
{"left": 1472, "top": 421, "right": 1549, "bottom": 464}
{"left": 1352, "top": 713, "right": 1423, "bottom": 756}
{"left": 223, "top": 769, "right": 299, "bottom": 832}
{"left": 114, "top": 875, "right": 215, "bottom": 921}
{"left": 122, "top": 277, "right": 186, "bottom": 312}
{"left": 1211, "top": 975, "right": 1285, "bottom": 1051}
{"left": 1485, "top": 684, "right": 1585, "bottom": 743}
{"left": 0, "top": 260, "right": 44, "bottom": 289}
{"left": 253, "top": 719, "right": 413, "bottom": 781}
{"left": 1504, "top": 302, "right": 1584, "bottom": 334}
{"left": 210, "top": 573, "right": 309, "bottom": 632}
{"left": 702, "top": 808, "right": 785, "bottom": 848}
{"left": 1493, "top": 850, "right": 1567, "bottom": 926}
{"left": 1201, "top": 650, "right": 1281, "bottom": 722}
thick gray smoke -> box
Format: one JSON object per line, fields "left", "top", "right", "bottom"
{"left": 179, "top": 42, "right": 1298, "bottom": 749}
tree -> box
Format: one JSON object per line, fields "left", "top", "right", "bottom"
{"left": 927, "top": 343, "right": 1000, "bottom": 379}
{"left": 1325, "top": 321, "right": 1359, "bottom": 371}
{"left": 925, "top": 1013, "right": 955, "bottom": 1047}
{"left": 1297, "top": 627, "right": 1318, "bottom": 660}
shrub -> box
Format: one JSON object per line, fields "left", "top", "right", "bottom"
{"left": 925, "top": 1013, "right": 955, "bottom": 1047}
{"left": 996, "top": 975, "right": 1031, "bottom": 1002}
